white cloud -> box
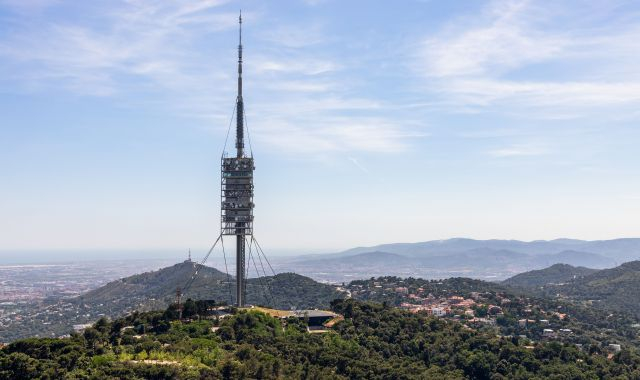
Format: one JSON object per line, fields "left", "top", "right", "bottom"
{"left": 251, "top": 57, "right": 339, "bottom": 75}
{"left": 423, "top": 0, "right": 567, "bottom": 78}
{"left": 0, "top": 1, "right": 425, "bottom": 156}
{"left": 300, "top": 0, "right": 330, "bottom": 6}
{"left": 445, "top": 79, "right": 640, "bottom": 108}
{"left": 417, "top": 0, "right": 640, "bottom": 115}
{"left": 488, "top": 144, "right": 547, "bottom": 157}
{"left": 249, "top": 115, "right": 425, "bottom": 155}
{"left": 0, "top": 1, "right": 237, "bottom": 96}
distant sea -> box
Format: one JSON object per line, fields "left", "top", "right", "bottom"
{"left": 0, "top": 250, "right": 187, "bottom": 265}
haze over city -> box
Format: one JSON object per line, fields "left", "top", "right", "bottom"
{"left": 1, "top": 0, "right": 639, "bottom": 257}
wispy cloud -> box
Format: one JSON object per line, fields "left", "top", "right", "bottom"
{"left": 250, "top": 57, "right": 339, "bottom": 75}
{"left": 416, "top": 0, "right": 640, "bottom": 116}
{"left": 445, "top": 79, "right": 640, "bottom": 109}
{"left": 488, "top": 144, "right": 548, "bottom": 158}
{"left": 263, "top": 80, "right": 335, "bottom": 93}
{"left": 300, "top": 0, "right": 331, "bottom": 6}
{"left": 348, "top": 156, "right": 369, "bottom": 173}
{"left": 422, "top": 0, "right": 567, "bottom": 78}
{"left": 0, "top": 1, "right": 423, "bottom": 156}
{"left": 250, "top": 115, "right": 424, "bottom": 155}
{"left": 0, "top": 1, "right": 237, "bottom": 96}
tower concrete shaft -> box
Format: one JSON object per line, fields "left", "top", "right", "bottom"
{"left": 236, "top": 235, "right": 245, "bottom": 307}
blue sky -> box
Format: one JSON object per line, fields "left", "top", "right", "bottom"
{"left": 1, "top": 0, "right": 639, "bottom": 254}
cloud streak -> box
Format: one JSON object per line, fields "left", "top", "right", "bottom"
{"left": 417, "top": 0, "right": 640, "bottom": 116}
{"left": 0, "top": 1, "right": 238, "bottom": 96}
{"left": 0, "top": 1, "right": 422, "bottom": 156}
{"left": 422, "top": 0, "right": 567, "bottom": 78}
{"left": 488, "top": 144, "right": 547, "bottom": 158}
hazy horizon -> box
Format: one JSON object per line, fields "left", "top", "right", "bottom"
{"left": 2, "top": 236, "right": 640, "bottom": 265}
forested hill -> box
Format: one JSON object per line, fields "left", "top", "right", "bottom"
{"left": 77, "top": 261, "right": 344, "bottom": 312}
{"left": 78, "top": 261, "right": 228, "bottom": 304}
{"left": 1, "top": 262, "right": 344, "bottom": 342}
{"left": 502, "top": 263, "right": 599, "bottom": 288}
{"left": 542, "top": 260, "right": 640, "bottom": 318}
{"left": 2, "top": 300, "right": 640, "bottom": 379}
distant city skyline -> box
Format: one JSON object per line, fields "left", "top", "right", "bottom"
{"left": 1, "top": 0, "right": 639, "bottom": 254}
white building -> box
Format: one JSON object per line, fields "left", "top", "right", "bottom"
{"left": 542, "top": 329, "right": 556, "bottom": 338}
{"left": 431, "top": 307, "right": 447, "bottom": 317}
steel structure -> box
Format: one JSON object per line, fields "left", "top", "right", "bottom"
{"left": 221, "top": 13, "right": 254, "bottom": 307}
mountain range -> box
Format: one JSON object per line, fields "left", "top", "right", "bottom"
{"left": 335, "top": 238, "right": 640, "bottom": 261}
{"left": 286, "top": 238, "right": 638, "bottom": 281}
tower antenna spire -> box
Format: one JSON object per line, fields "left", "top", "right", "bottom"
{"left": 235, "top": 10, "right": 244, "bottom": 157}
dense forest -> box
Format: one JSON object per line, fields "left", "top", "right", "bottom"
{"left": 2, "top": 299, "right": 640, "bottom": 379}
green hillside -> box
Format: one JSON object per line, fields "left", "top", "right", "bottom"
{"left": 1, "top": 262, "right": 344, "bottom": 342}
{"left": 502, "top": 264, "right": 599, "bottom": 288}
{"left": 77, "top": 261, "right": 228, "bottom": 308}
{"left": 545, "top": 261, "right": 640, "bottom": 318}
{"left": 77, "top": 261, "right": 344, "bottom": 313}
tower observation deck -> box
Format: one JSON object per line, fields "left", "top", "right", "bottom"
{"left": 221, "top": 12, "right": 254, "bottom": 307}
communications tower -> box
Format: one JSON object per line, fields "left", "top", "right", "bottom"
{"left": 181, "top": 13, "right": 273, "bottom": 309}
{"left": 221, "top": 12, "right": 254, "bottom": 307}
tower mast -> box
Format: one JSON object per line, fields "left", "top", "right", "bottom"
{"left": 236, "top": 11, "right": 244, "bottom": 158}
{"left": 234, "top": 11, "right": 246, "bottom": 308}
{"left": 221, "top": 11, "right": 254, "bottom": 308}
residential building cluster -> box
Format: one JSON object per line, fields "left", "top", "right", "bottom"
{"left": 346, "top": 276, "right": 628, "bottom": 352}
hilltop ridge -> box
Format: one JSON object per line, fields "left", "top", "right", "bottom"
{"left": 544, "top": 260, "right": 640, "bottom": 318}
{"left": 504, "top": 260, "right": 640, "bottom": 318}
{"left": 79, "top": 261, "right": 343, "bottom": 311}
{"left": 0, "top": 261, "right": 344, "bottom": 342}
{"left": 502, "top": 263, "right": 599, "bottom": 288}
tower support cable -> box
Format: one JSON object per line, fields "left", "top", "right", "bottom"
{"left": 182, "top": 234, "right": 222, "bottom": 294}
{"left": 220, "top": 236, "right": 233, "bottom": 305}
{"left": 248, "top": 238, "right": 274, "bottom": 307}
{"left": 252, "top": 237, "right": 277, "bottom": 277}
{"left": 252, "top": 238, "right": 275, "bottom": 304}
